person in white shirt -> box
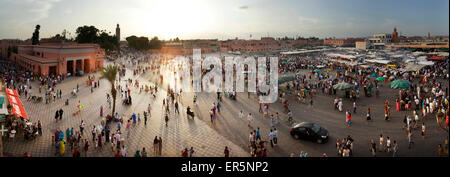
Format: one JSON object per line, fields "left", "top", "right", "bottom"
{"left": 386, "top": 137, "right": 391, "bottom": 153}
{"left": 273, "top": 128, "right": 278, "bottom": 146}
{"left": 120, "top": 146, "right": 127, "bottom": 157}
{"left": 239, "top": 110, "right": 244, "bottom": 119}
{"left": 247, "top": 113, "right": 253, "bottom": 127}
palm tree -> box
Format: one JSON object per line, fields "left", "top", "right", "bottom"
{"left": 100, "top": 64, "right": 120, "bottom": 115}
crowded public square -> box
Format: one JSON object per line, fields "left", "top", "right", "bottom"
{"left": 1, "top": 45, "right": 448, "bottom": 157}
{"left": 0, "top": 0, "right": 449, "bottom": 159}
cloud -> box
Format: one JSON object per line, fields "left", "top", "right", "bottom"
{"left": 298, "top": 16, "right": 318, "bottom": 25}
{"left": 28, "top": 0, "right": 62, "bottom": 22}
{"left": 63, "top": 9, "right": 72, "bottom": 14}
{"left": 238, "top": 5, "right": 249, "bottom": 10}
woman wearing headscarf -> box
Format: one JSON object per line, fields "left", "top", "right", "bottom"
{"left": 59, "top": 139, "right": 65, "bottom": 156}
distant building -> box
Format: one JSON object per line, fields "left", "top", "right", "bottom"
{"left": 13, "top": 40, "right": 105, "bottom": 77}
{"left": 116, "top": 24, "right": 120, "bottom": 42}
{"left": 392, "top": 27, "right": 399, "bottom": 43}
{"left": 0, "top": 39, "right": 31, "bottom": 59}
{"left": 355, "top": 41, "right": 368, "bottom": 50}
{"left": 324, "top": 38, "right": 365, "bottom": 47}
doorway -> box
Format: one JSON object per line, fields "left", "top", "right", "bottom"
{"left": 67, "top": 60, "right": 74, "bottom": 76}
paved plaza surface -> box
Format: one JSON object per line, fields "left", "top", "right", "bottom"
{"left": 3, "top": 58, "right": 449, "bottom": 157}
{"left": 2, "top": 61, "right": 249, "bottom": 157}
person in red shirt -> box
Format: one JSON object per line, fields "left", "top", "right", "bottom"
{"left": 73, "top": 148, "right": 80, "bottom": 158}
{"left": 114, "top": 150, "right": 121, "bottom": 157}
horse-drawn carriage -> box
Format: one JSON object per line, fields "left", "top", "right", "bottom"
{"left": 71, "top": 89, "right": 78, "bottom": 97}
{"left": 27, "top": 95, "right": 43, "bottom": 103}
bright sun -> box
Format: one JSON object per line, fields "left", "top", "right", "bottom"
{"left": 140, "top": 0, "right": 213, "bottom": 39}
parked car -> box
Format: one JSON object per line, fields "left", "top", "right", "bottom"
{"left": 290, "top": 122, "right": 329, "bottom": 144}
{"left": 76, "top": 70, "right": 84, "bottom": 76}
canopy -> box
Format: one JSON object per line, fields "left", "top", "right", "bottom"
{"left": 427, "top": 56, "right": 445, "bottom": 61}
{"left": 402, "top": 63, "right": 426, "bottom": 72}
{"left": 333, "top": 82, "right": 354, "bottom": 90}
{"left": 6, "top": 88, "right": 19, "bottom": 97}
{"left": 390, "top": 79, "right": 411, "bottom": 89}
{"left": 6, "top": 89, "right": 28, "bottom": 120}
{"left": 376, "top": 77, "right": 386, "bottom": 81}
{"left": 278, "top": 75, "right": 296, "bottom": 85}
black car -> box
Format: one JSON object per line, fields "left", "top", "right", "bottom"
{"left": 290, "top": 122, "right": 329, "bottom": 144}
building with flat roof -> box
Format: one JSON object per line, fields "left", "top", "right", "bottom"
{"left": 324, "top": 38, "right": 365, "bottom": 47}
{"left": 13, "top": 40, "right": 105, "bottom": 77}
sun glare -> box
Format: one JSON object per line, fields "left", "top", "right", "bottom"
{"left": 140, "top": 0, "right": 213, "bottom": 39}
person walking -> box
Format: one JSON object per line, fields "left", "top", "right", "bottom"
{"left": 224, "top": 146, "right": 230, "bottom": 157}
{"left": 366, "top": 107, "right": 372, "bottom": 121}
{"left": 273, "top": 128, "right": 278, "bottom": 146}
{"left": 120, "top": 146, "right": 127, "bottom": 157}
{"left": 421, "top": 123, "right": 426, "bottom": 139}
{"left": 189, "top": 147, "right": 195, "bottom": 157}
{"left": 370, "top": 139, "right": 377, "bottom": 157}
{"left": 269, "top": 129, "right": 274, "bottom": 148}
{"left": 100, "top": 105, "right": 103, "bottom": 117}
{"left": 80, "top": 120, "right": 85, "bottom": 135}
{"left": 83, "top": 139, "right": 89, "bottom": 157}
{"left": 174, "top": 101, "right": 179, "bottom": 114}
{"left": 59, "top": 108, "right": 64, "bottom": 120}
{"left": 379, "top": 134, "right": 384, "bottom": 152}
{"left": 55, "top": 110, "right": 59, "bottom": 122}
{"left": 256, "top": 127, "right": 261, "bottom": 141}
{"left": 346, "top": 110, "right": 352, "bottom": 127}
{"left": 386, "top": 136, "right": 391, "bottom": 154}
{"left": 144, "top": 111, "right": 148, "bottom": 125}
{"left": 408, "top": 131, "right": 414, "bottom": 149}
{"left": 158, "top": 137, "right": 163, "bottom": 156}
{"left": 247, "top": 113, "right": 253, "bottom": 127}
{"left": 165, "top": 113, "right": 169, "bottom": 127}
{"left": 438, "top": 144, "right": 444, "bottom": 157}
{"left": 392, "top": 140, "right": 398, "bottom": 157}
{"left": 142, "top": 147, "right": 147, "bottom": 157}
{"left": 153, "top": 136, "right": 159, "bottom": 156}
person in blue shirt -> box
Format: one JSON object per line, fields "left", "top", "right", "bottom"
{"left": 132, "top": 113, "right": 136, "bottom": 123}
{"left": 217, "top": 102, "right": 221, "bottom": 113}
{"left": 70, "top": 127, "right": 74, "bottom": 137}
{"left": 256, "top": 127, "right": 261, "bottom": 141}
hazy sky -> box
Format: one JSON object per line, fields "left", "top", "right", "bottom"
{"left": 0, "top": 0, "right": 448, "bottom": 40}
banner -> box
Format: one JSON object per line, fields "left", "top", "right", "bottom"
{"left": 6, "top": 88, "right": 19, "bottom": 97}
{"left": 5, "top": 88, "right": 28, "bottom": 120}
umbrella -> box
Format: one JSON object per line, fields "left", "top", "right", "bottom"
{"left": 296, "top": 73, "right": 302, "bottom": 76}
{"left": 371, "top": 73, "right": 378, "bottom": 77}
{"left": 282, "top": 61, "right": 288, "bottom": 64}
{"left": 314, "top": 69, "right": 321, "bottom": 73}
{"left": 390, "top": 79, "right": 411, "bottom": 89}
{"left": 376, "top": 77, "right": 386, "bottom": 81}
{"left": 278, "top": 75, "right": 296, "bottom": 85}
{"left": 333, "top": 82, "right": 354, "bottom": 90}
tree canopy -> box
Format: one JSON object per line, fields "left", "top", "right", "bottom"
{"left": 75, "top": 25, "right": 118, "bottom": 52}
{"left": 126, "top": 35, "right": 162, "bottom": 51}
{"left": 31, "top": 25, "right": 40, "bottom": 45}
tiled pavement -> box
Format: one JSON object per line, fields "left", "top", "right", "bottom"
{"left": 151, "top": 61, "right": 449, "bottom": 157}
{"left": 2, "top": 60, "right": 249, "bottom": 157}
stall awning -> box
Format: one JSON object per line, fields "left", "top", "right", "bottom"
{"left": 427, "top": 56, "right": 445, "bottom": 61}
{"left": 5, "top": 88, "right": 28, "bottom": 120}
